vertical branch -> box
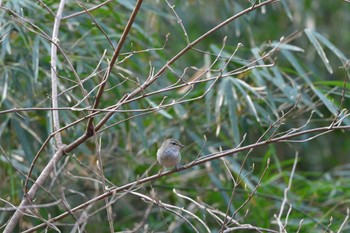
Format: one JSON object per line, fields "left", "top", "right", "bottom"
{"left": 51, "top": 0, "right": 66, "bottom": 147}
{"left": 95, "top": 134, "right": 114, "bottom": 232}
{"left": 275, "top": 153, "right": 298, "bottom": 232}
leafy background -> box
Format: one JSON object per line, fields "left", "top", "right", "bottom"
{"left": 1, "top": 0, "right": 350, "bottom": 232}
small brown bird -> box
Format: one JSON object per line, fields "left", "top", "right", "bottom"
{"left": 157, "top": 138, "right": 184, "bottom": 169}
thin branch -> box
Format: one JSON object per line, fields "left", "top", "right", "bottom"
{"left": 230, "top": 159, "right": 270, "bottom": 221}
{"left": 95, "top": 134, "right": 114, "bottom": 233}
{"left": 20, "top": 123, "right": 350, "bottom": 232}
{"left": 62, "top": 0, "right": 113, "bottom": 20}
{"left": 3, "top": 145, "right": 67, "bottom": 233}
{"left": 35, "top": 0, "right": 55, "bottom": 16}
{"left": 76, "top": 0, "right": 114, "bottom": 49}
{"left": 275, "top": 153, "right": 298, "bottom": 232}
{"left": 165, "top": 0, "right": 190, "bottom": 44}
{"left": 337, "top": 208, "right": 349, "bottom": 233}
{"left": 1, "top": 5, "right": 92, "bottom": 111}
{"left": 92, "top": 0, "right": 279, "bottom": 134}
{"left": 132, "top": 191, "right": 209, "bottom": 233}
{"left": 220, "top": 148, "right": 253, "bottom": 231}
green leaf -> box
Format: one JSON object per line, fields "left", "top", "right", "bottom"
{"left": 174, "top": 104, "right": 188, "bottom": 119}
{"left": 282, "top": 50, "right": 350, "bottom": 125}
{"left": 12, "top": 118, "right": 34, "bottom": 162}
{"left": 225, "top": 78, "right": 240, "bottom": 145}
{"left": 1, "top": 70, "right": 8, "bottom": 105}
{"left": 304, "top": 29, "right": 333, "bottom": 74}
{"left": 270, "top": 42, "right": 304, "bottom": 53}
{"left": 32, "top": 36, "right": 40, "bottom": 83}
{"left": 146, "top": 98, "right": 173, "bottom": 119}
{"left": 230, "top": 78, "right": 260, "bottom": 123}
{"left": 314, "top": 31, "right": 349, "bottom": 64}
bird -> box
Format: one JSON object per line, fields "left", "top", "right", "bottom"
{"left": 157, "top": 138, "right": 184, "bottom": 169}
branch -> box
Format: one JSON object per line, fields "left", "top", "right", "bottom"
{"left": 50, "top": 0, "right": 66, "bottom": 147}
{"left": 93, "top": 0, "right": 279, "bottom": 134}
{"left": 3, "top": 145, "right": 67, "bottom": 233}
{"left": 21, "top": 124, "right": 350, "bottom": 232}
{"left": 85, "top": 0, "right": 144, "bottom": 135}
{"left": 2, "top": 1, "right": 280, "bottom": 231}
{"left": 274, "top": 153, "right": 299, "bottom": 232}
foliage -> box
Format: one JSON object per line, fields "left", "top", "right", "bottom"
{"left": 0, "top": 0, "right": 350, "bottom": 232}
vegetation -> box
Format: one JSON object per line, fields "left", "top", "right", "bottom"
{"left": 1, "top": 0, "right": 349, "bottom": 232}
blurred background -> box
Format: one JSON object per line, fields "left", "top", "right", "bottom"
{"left": 1, "top": 0, "right": 350, "bottom": 232}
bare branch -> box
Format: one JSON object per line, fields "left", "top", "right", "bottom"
{"left": 3, "top": 145, "right": 67, "bottom": 233}
{"left": 275, "top": 153, "right": 298, "bottom": 232}
{"left": 50, "top": 0, "right": 66, "bottom": 147}
{"left": 19, "top": 122, "right": 350, "bottom": 232}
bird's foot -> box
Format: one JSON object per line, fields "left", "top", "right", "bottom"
{"left": 158, "top": 167, "right": 164, "bottom": 177}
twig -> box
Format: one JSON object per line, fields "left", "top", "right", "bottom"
{"left": 275, "top": 153, "right": 298, "bottom": 232}
{"left": 95, "top": 134, "right": 114, "bottom": 233}
{"left": 21, "top": 123, "right": 350, "bottom": 232}
{"left": 85, "top": 0, "right": 144, "bottom": 136}
{"left": 62, "top": 0, "right": 113, "bottom": 20}
{"left": 76, "top": 0, "right": 114, "bottom": 49}
{"left": 3, "top": 145, "right": 67, "bottom": 233}
{"left": 337, "top": 208, "right": 349, "bottom": 233}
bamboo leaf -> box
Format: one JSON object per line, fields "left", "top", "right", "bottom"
{"left": 314, "top": 31, "right": 349, "bottom": 64}
{"left": 225, "top": 78, "right": 240, "bottom": 145}
{"left": 305, "top": 29, "right": 333, "bottom": 74}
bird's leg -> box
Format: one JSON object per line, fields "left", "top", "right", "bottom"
{"left": 158, "top": 167, "right": 164, "bottom": 177}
